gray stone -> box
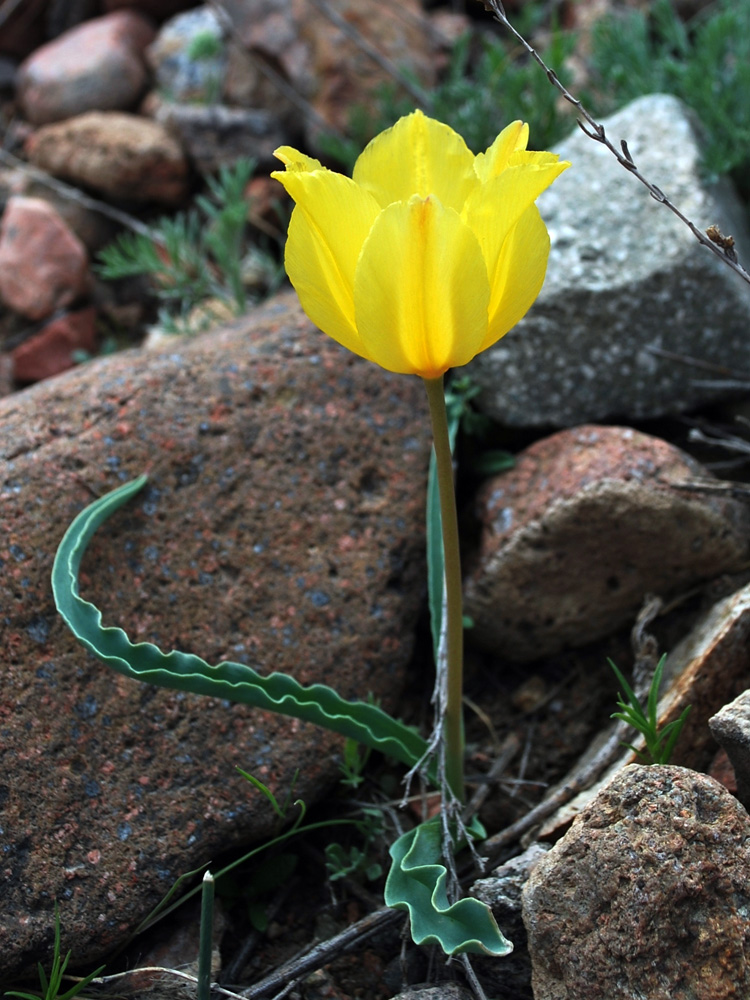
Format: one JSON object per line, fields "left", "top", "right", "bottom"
{"left": 149, "top": 99, "right": 286, "bottom": 173}
{"left": 468, "top": 844, "right": 548, "bottom": 1000}
{"left": 709, "top": 690, "right": 750, "bottom": 811}
{"left": 469, "top": 94, "right": 750, "bottom": 427}
{"left": 389, "top": 985, "right": 473, "bottom": 1000}
{"left": 0, "top": 290, "right": 431, "bottom": 980}
{"left": 147, "top": 6, "right": 227, "bottom": 104}
{"left": 523, "top": 765, "right": 750, "bottom": 1000}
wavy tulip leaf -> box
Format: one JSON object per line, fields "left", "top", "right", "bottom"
{"left": 52, "top": 476, "right": 432, "bottom": 776}
{"left": 384, "top": 817, "right": 513, "bottom": 957}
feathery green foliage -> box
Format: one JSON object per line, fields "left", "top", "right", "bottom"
{"left": 589, "top": 0, "right": 750, "bottom": 186}
{"left": 98, "top": 159, "right": 282, "bottom": 333}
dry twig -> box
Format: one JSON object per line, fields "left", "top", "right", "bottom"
{"left": 305, "top": 0, "right": 432, "bottom": 108}
{"left": 207, "top": 0, "right": 346, "bottom": 141}
{"left": 477, "top": 0, "right": 750, "bottom": 287}
{"left": 0, "top": 147, "right": 157, "bottom": 241}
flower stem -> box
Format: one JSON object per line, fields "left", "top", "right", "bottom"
{"left": 423, "top": 375, "right": 465, "bottom": 803}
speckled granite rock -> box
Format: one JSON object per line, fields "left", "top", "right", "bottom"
{"left": 464, "top": 425, "right": 750, "bottom": 663}
{"left": 0, "top": 290, "right": 431, "bottom": 980}
{"left": 390, "top": 985, "right": 473, "bottom": 1000}
{"left": 0, "top": 196, "right": 90, "bottom": 321}
{"left": 25, "top": 111, "right": 189, "bottom": 205}
{"left": 523, "top": 765, "right": 750, "bottom": 999}
{"left": 16, "top": 10, "right": 155, "bottom": 125}
{"left": 469, "top": 94, "right": 750, "bottom": 427}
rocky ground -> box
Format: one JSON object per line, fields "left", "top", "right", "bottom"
{"left": 2, "top": 1, "right": 750, "bottom": 998}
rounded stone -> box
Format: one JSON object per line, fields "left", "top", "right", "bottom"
{"left": 523, "top": 764, "right": 750, "bottom": 1000}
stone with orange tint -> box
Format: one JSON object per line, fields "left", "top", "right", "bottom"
{"left": 0, "top": 290, "right": 430, "bottom": 980}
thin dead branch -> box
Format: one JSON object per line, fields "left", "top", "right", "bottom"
{"left": 462, "top": 732, "right": 521, "bottom": 824}
{"left": 207, "top": 0, "right": 346, "bottom": 141}
{"left": 478, "top": 0, "right": 750, "bottom": 287}
{"left": 0, "top": 0, "right": 25, "bottom": 30}
{"left": 305, "top": 0, "right": 433, "bottom": 109}
{"left": 0, "top": 147, "right": 158, "bottom": 241}
{"left": 238, "top": 905, "right": 402, "bottom": 998}
{"left": 476, "top": 720, "right": 631, "bottom": 871}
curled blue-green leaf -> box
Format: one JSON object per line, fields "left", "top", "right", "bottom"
{"left": 384, "top": 817, "right": 513, "bottom": 957}
{"left": 52, "top": 476, "right": 431, "bottom": 776}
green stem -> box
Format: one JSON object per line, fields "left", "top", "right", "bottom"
{"left": 423, "top": 375, "right": 465, "bottom": 802}
{"left": 198, "top": 870, "right": 215, "bottom": 1000}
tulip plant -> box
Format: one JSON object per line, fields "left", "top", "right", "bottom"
{"left": 53, "top": 111, "right": 568, "bottom": 957}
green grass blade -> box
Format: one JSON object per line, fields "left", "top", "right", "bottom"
{"left": 235, "top": 769, "right": 286, "bottom": 819}
{"left": 197, "top": 872, "right": 215, "bottom": 1000}
{"left": 57, "top": 967, "right": 106, "bottom": 1000}
{"left": 655, "top": 705, "right": 692, "bottom": 764}
{"left": 608, "top": 659, "right": 638, "bottom": 706}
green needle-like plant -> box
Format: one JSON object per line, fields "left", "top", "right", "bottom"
{"left": 98, "top": 159, "right": 281, "bottom": 333}
{"left": 609, "top": 656, "right": 692, "bottom": 765}
{"left": 4, "top": 904, "right": 105, "bottom": 1000}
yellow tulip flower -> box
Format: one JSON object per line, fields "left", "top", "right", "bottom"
{"left": 272, "top": 110, "right": 569, "bottom": 380}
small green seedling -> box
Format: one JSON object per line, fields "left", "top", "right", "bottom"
{"left": 338, "top": 737, "right": 372, "bottom": 789}
{"left": 609, "top": 655, "right": 691, "bottom": 765}
{"left": 325, "top": 842, "right": 383, "bottom": 883}
{"left": 325, "top": 804, "right": 385, "bottom": 883}
{"left": 236, "top": 767, "right": 304, "bottom": 825}
{"left": 197, "top": 871, "right": 214, "bottom": 1000}
{"left": 4, "top": 904, "right": 105, "bottom": 1000}
{"left": 188, "top": 29, "right": 223, "bottom": 62}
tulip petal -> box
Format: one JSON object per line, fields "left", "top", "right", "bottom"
{"left": 353, "top": 195, "right": 490, "bottom": 378}
{"left": 353, "top": 110, "right": 478, "bottom": 212}
{"left": 508, "top": 148, "right": 565, "bottom": 169}
{"left": 272, "top": 165, "right": 381, "bottom": 357}
{"left": 481, "top": 203, "right": 550, "bottom": 351}
{"left": 462, "top": 160, "right": 569, "bottom": 322}
{"left": 473, "top": 121, "right": 528, "bottom": 182}
{"left": 273, "top": 146, "right": 325, "bottom": 172}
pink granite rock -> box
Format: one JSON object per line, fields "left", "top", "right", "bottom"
{"left": 12, "top": 306, "right": 97, "bottom": 382}
{"left": 464, "top": 425, "right": 750, "bottom": 662}
{"left": 0, "top": 196, "right": 90, "bottom": 320}
{"left": 0, "top": 290, "right": 431, "bottom": 980}
{"left": 0, "top": 165, "right": 117, "bottom": 251}
{"left": 25, "top": 111, "right": 189, "bottom": 204}
{"left": 523, "top": 765, "right": 750, "bottom": 999}
{"left": 16, "top": 11, "right": 156, "bottom": 126}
